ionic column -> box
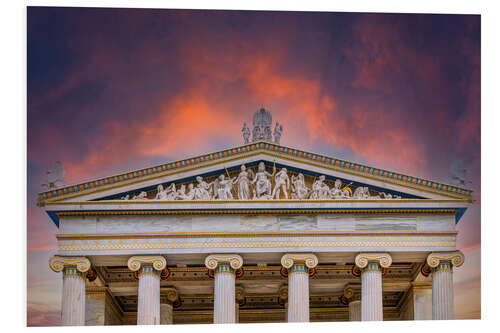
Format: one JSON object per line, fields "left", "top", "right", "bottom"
{"left": 355, "top": 253, "right": 392, "bottom": 321}
{"left": 127, "top": 256, "right": 167, "bottom": 325}
{"left": 281, "top": 253, "right": 318, "bottom": 322}
{"left": 49, "top": 256, "right": 91, "bottom": 326}
{"left": 341, "top": 284, "right": 361, "bottom": 321}
{"left": 426, "top": 251, "right": 465, "bottom": 320}
{"left": 160, "top": 287, "right": 178, "bottom": 325}
{"left": 205, "top": 254, "right": 243, "bottom": 324}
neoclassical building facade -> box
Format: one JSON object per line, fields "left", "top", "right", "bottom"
{"left": 39, "top": 123, "right": 471, "bottom": 325}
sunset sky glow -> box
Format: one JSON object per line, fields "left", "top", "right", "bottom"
{"left": 27, "top": 7, "right": 480, "bottom": 325}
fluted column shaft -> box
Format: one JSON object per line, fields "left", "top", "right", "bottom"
{"left": 425, "top": 251, "right": 464, "bottom": 321}
{"left": 349, "top": 300, "right": 361, "bottom": 321}
{"left": 214, "top": 262, "right": 236, "bottom": 323}
{"left": 61, "top": 266, "right": 86, "bottom": 325}
{"left": 160, "top": 303, "right": 173, "bottom": 324}
{"left": 288, "top": 261, "right": 310, "bottom": 322}
{"left": 49, "top": 256, "right": 91, "bottom": 326}
{"left": 137, "top": 264, "right": 161, "bottom": 325}
{"left": 432, "top": 261, "right": 455, "bottom": 320}
{"left": 361, "top": 262, "right": 383, "bottom": 321}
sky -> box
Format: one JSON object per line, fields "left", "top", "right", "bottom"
{"left": 27, "top": 7, "right": 481, "bottom": 325}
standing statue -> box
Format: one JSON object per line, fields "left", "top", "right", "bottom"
{"left": 291, "top": 173, "right": 310, "bottom": 199}
{"left": 213, "top": 174, "right": 235, "bottom": 200}
{"left": 242, "top": 122, "right": 251, "bottom": 144}
{"left": 194, "top": 176, "right": 214, "bottom": 200}
{"left": 251, "top": 162, "right": 274, "bottom": 199}
{"left": 330, "top": 179, "right": 351, "bottom": 199}
{"left": 273, "top": 122, "right": 283, "bottom": 144}
{"left": 235, "top": 165, "right": 254, "bottom": 200}
{"left": 310, "top": 175, "right": 330, "bottom": 199}
{"left": 272, "top": 168, "right": 290, "bottom": 199}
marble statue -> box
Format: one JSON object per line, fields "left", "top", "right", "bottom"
{"left": 273, "top": 122, "right": 283, "bottom": 144}
{"left": 120, "top": 194, "right": 130, "bottom": 200}
{"left": 252, "top": 162, "right": 274, "bottom": 199}
{"left": 194, "top": 176, "right": 214, "bottom": 200}
{"left": 155, "top": 184, "right": 168, "bottom": 200}
{"left": 132, "top": 191, "right": 148, "bottom": 200}
{"left": 213, "top": 175, "right": 235, "bottom": 200}
{"left": 330, "top": 179, "right": 351, "bottom": 199}
{"left": 173, "top": 185, "right": 187, "bottom": 200}
{"left": 310, "top": 175, "right": 330, "bottom": 199}
{"left": 252, "top": 108, "right": 273, "bottom": 142}
{"left": 291, "top": 173, "right": 310, "bottom": 199}
{"left": 177, "top": 183, "right": 195, "bottom": 200}
{"left": 272, "top": 168, "right": 290, "bottom": 199}
{"left": 242, "top": 122, "right": 250, "bottom": 144}
{"left": 235, "top": 165, "right": 254, "bottom": 200}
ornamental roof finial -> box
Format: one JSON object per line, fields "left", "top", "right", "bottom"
{"left": 242, "top": 107, "right": 283, "bottom": 144}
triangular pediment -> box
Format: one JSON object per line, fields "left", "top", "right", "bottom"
{"left": 38, "top": 141, "right": 472, "bottom": 205}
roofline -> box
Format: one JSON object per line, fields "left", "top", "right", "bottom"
{"left": 37, "top": 141, "right": 473, "bottom": 204}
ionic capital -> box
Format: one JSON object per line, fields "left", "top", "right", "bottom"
{"left": 160, "top": 287, "right": 179, "bottom": 305}
{"left": 343, "top": 283, "right": 361, "bottom": 299}
{"left": 127, "top": 255, "right": 167, "bottom": 272}
{"left": 280, "top": 253, "right": 318, "bottom": 269}
{"left": 278, "top": 284, "right": 288, "bottom": 304}
{"left": 204, "top": 254, "right": 243, "bottom": 270}
{"left": 355, "top": 253, "right": 392, "bottom": 269}
{"left": 426, "top": 251, "right": 465, "bottom": 268}
{"left": 49, "top": 256, "right": 91, "bottom": 273}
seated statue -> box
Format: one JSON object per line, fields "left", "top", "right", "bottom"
{"left": 310, "top": 175, "right": 330, "bottom": 199}
{"left": 252, "top": 162, "right": 273, "bottom": 199}
{"left": 194, "top": 176, "right": 214, "bottom": 200}
{"left": 330, "top": 179, "right": 351, "bottom": 199}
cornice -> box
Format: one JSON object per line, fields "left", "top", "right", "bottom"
{"left": 38, "top": 141, "right": 473, "bottom": 204}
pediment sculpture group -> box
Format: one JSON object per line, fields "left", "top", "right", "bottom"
{"left": 121, "top": 162, "right": 401, "bottom": 201}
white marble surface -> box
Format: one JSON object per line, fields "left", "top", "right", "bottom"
{"left": 287, "top": 269, "right": 310, "bottom": 322}
{"left": 432, "top": 269, "right": 455, "bottom": 319}
{"left": 349, "top": 300, "right": 361, "bottom": 321}
{"left": 61, "top": 274, "right": 85, "bottom": 325}
{"left": 213, "top": 271, "right": 236, "bottom": 323}
{"left": 160, "top": 303, "right": 173, "bottom": 324}
{"left": 137, "top": 271, "right": 161, "bottom": 325}
{"left": 361, "top": 269, "right": 383, "bottom": 321}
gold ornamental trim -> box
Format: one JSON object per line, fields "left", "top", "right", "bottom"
{"left": 55, "top": 230, "right": 457, "bottom": 240}
{"left": 58, "top": 240, "right": 456, "bottom": 252}
{"left": 45, "top": 198, "right": 470, "bottom": 205}
{"left": 54, "top": 208, "right": 459, "bottom": 217}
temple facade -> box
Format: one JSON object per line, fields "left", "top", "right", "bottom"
{"left": 38, "top": 119, "right": 472, "bottom": 325}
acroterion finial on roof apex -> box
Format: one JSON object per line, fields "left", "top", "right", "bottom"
{"left": 242, "top": 107, "right": 283, "bottom": 144}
